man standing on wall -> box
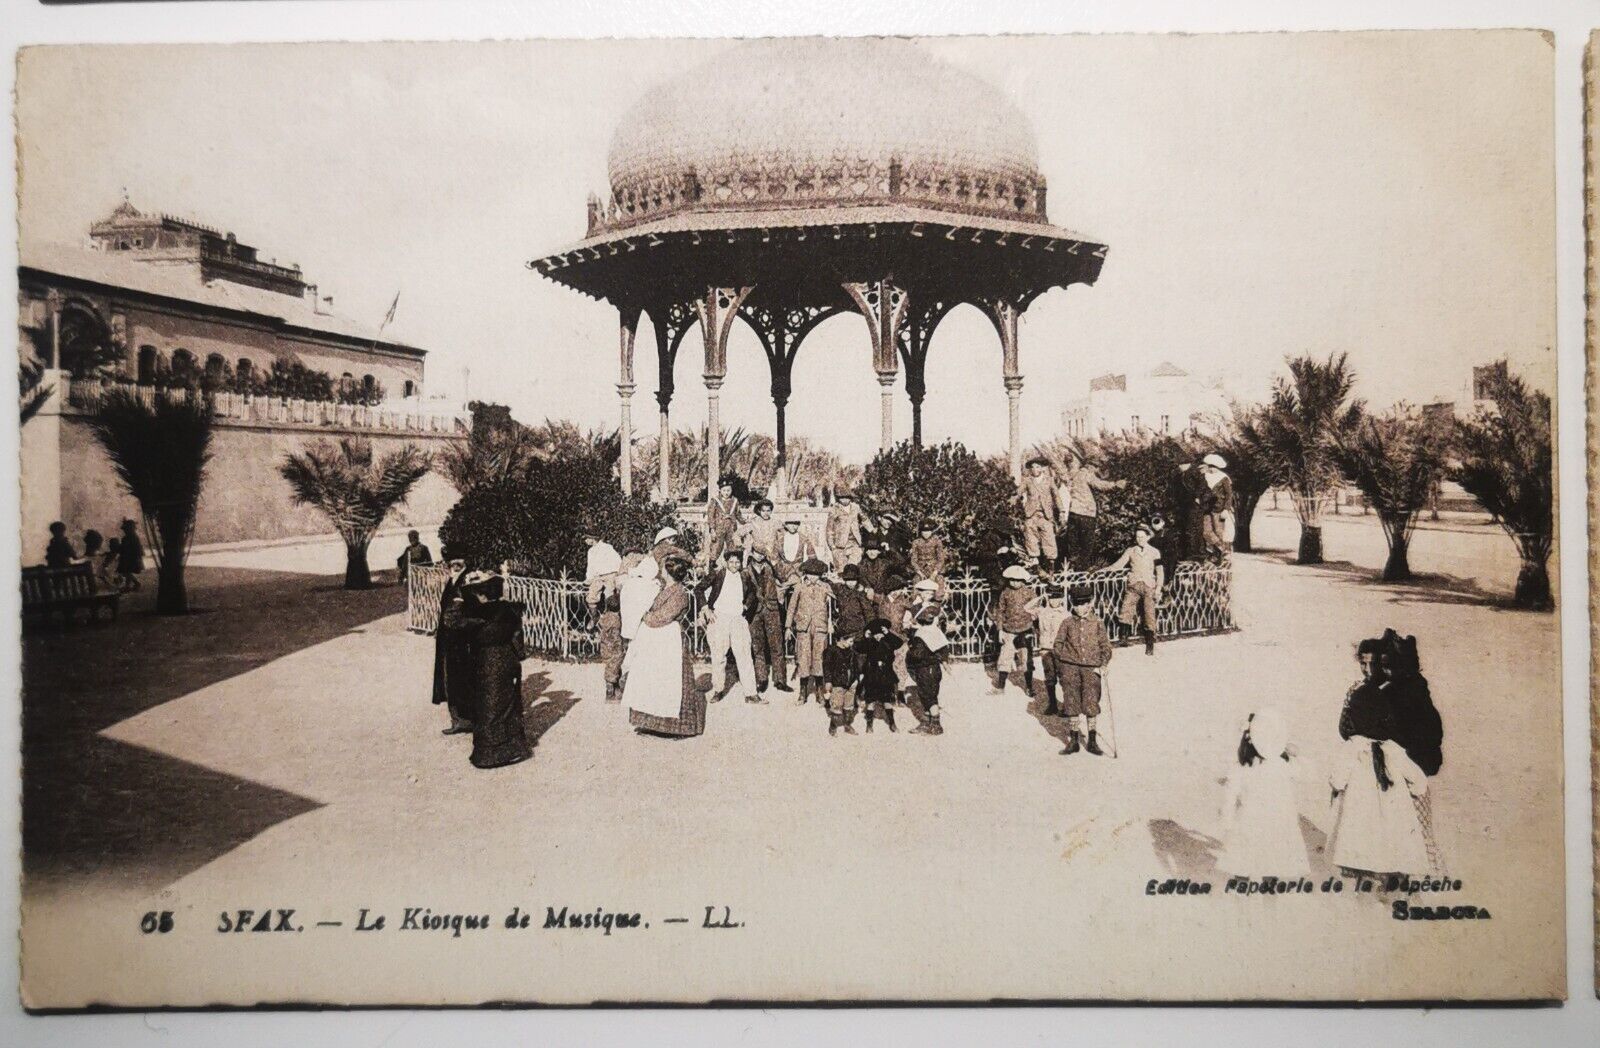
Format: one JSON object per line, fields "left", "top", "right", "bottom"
{"left": 1063, "top": 454, "right": 1127, "bottom": 571}
{"left": 706, "top": 480, "right": 742, "bottom": 565}
{"left": 826, "top": 491, "right": 865, "bottom": 573}
{"left": 1020, "top": 457, "right": 1062, "bottom": 574}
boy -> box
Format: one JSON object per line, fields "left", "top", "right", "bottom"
{"left": 877, "top": 574, "right": 915, "bottom": 705}
{"left": 906, "top": 581, "right": 949, "bottom": 736}
{"left": 909, "top": 519, "right": 951, "bottom": 599}
{"left": 1107, "top": 523, "right": 1164, "bottom": 655}
{"left": 854, "top": 618, "right": 903, "bottom": 733}
{"left": 1034, "top": 582, "right": 1069, "bottom": 716}
{"left": 785, "top": 557, "right": 833, "bottom": 706}
{"left": 990, "top": 564, "right": 1042, "bottom": 695}
{"left": 1052, "top": 584, "right": 1112, "bottom": 756}
{"left": 745, "top": 545, "right": 791, "bottom": 693}
{"left": 824, "top": 563, "right": 875, "bottom": 731}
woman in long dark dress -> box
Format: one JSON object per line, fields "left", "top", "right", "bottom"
{"left": 624, "top": 556, "right": 704, "bottom": 738}
{"left": 431, "top": 561, "right": 474, "bottom": 734}
{"left": 460, "top": 572, "right": 532, "bottom": 769}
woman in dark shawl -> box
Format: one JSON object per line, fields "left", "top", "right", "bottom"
{"left": 431, "top": 559, "right": 474, "bottom": 734}
{"left": 460, "top": 572, "right": 532, "bottom": 769}
{"left": 1328, "top": 630, "right": 1445, "bottom": 877}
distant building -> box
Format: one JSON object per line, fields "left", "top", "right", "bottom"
{"left": 20, "top": 198, "right": 427, "bottom": 400}
{"left": 1060, "top": 361, "right": 1231, "bottom": 439}
{"left": 17, "top": 200, "right": 463, "bottom": 561}
{"left": 1423, "top": 360, "right": 1510, "bottom": 420}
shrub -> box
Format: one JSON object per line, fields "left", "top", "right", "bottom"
{"left": 853, "top": 440, "right": 1018, "bottom": 568}
{"left": 438, "top": 436, "right": 694, "bottom": 577}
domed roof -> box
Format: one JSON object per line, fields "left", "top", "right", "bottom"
{"left": 599, "top": 38, "right": 1050, "bottom": 233}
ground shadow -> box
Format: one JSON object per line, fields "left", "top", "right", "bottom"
{"left": 22, "top": 565, "right": 405, "bottom": 896}
{"left": 1301, "top": 814, "right": 1333, "bottom": 880}
{"left": 1255, "top": 551, "right": 1517, "bottom": 610}
{"left": 1148, "top": 818, "right": 1221, "bottom": 880}
{"left": 521, "top": 669, "right": 581, "bottom": 748}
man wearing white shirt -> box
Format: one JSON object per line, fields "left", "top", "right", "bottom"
{"left": 695, "top": 549, "right": 762, "bottom": 703}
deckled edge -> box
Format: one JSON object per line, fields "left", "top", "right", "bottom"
{"left": 1585, "top": 27, "right": 1599, "bottom": 1000}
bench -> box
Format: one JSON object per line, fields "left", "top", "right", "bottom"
{"left": 21, "top": 564, "right": 120, "bottom": 628}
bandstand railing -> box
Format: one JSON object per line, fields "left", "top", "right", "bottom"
{"left": 407, "top": 561, "right": 1236, "bottom": 662}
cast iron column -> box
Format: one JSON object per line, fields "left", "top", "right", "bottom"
{"left": 617, "top": 307, "right": 639, "bottom": 496}
{"left": 695, "top": 285, "right": 755, "bottom": 500}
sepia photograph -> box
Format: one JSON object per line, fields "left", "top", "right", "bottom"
{"left": 11, "top": 29, "right": 1569, "bottom": 1006}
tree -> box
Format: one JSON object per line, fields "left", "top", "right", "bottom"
{"left": 1333, "top": 405, "right": 1451, "bottom": 581}
{"left": 437, "top": 419, "right": 551, "bottom": 495}
{"left": 20, "top": 359, "right": 53, "bottom": 424}
{"left": 279, "top": 438, "right": 433, "bottom": 589}
{"left": 1450, "top": 363, "right": 1553, "bottom": 609}
{"left": 87, "top": 389, "right": 214, "bottom": 614}
{"left": 1258, "top": 353, "right": 1364, "bottom": 564}
{"left": 438, "top": 437, "right": 693, "bottom": 577}
{"left": 854, "top": 440, "right": 1018, "bottom": 567}
{"left": 1199, "top": 402, "right": 1275, "bottom": 553}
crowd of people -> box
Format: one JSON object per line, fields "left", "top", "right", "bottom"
{"left": 39, "top": 518, "right": 145, "bottom": 592}
{"left": 420, "top": 457, "right": 1453, "bottom": 889}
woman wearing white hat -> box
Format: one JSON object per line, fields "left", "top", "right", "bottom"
{"left": 1193, "top": 453, "right": 1234, "bottom": 563}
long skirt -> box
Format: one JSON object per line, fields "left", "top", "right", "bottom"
{"left": 625, "top": 623, "right": 705, "bottom": 737}
{"left": 471, "top": 646, "right": 531, "bottom": 768}
{"left": 1326, "top": 739, "right": 1434, "bottom": 877}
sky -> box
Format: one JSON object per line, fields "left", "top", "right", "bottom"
{"left": 15, "top": 32, "right": 1555, "bottom": 462}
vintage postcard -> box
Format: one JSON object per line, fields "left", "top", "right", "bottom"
{"left": 15, "top": 31, "right": 1565, "bottom": 1006}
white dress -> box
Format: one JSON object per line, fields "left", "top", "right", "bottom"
{"left": 623, "top": 610, "right": 686, "bottom": 720}
{"left": 1216, "top": 757, "right": 1312, "bottom": 877}
{"left": 1326, "top": 737, "right": 1433, "bottom": 876}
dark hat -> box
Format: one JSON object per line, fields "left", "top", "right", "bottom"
{"left": 865, "top": 617, "right": 892, "bottom": 634}
{"left": 801, "top": 558, "right": 828, "bottom": 576}
{"left": 1026, "top": 456, "right": 1050, "bottom": 467}
{"left": 784, "top": 518, "right": 802, "bottom": 527}
{"left": 1068, "top": 584, "right": 1094, "bottom": 604}
{"left": 837, "top": 491, "right": 854, "bottom": 501}
{"left": 841, "top": 563, "right": 861, "bottom": 581}
{"left": 919, "top": 518, "right": 937, "bottom": 531}
{"left": 884, "top": 574, "right": 907, "bottom": 592}
{"left": 756, "top": 499, "right": 774, "bottom": 511}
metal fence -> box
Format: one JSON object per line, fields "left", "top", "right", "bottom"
{"left": 408, "top": 561, "right": 1236, "bottom": 661}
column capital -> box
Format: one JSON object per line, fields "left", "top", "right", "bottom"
{"left": 1004, "top": 375, "right": 1025, "bottom": 395}
{"left": 703, "top": 375, "right": 725, "bottom": 392}
{"left": 616, "top": 382, "right": 636, "bottom": 398}
{"left": 876, "top": 370, "right": 898, "bottom": 388}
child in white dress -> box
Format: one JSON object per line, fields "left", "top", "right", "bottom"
{"left": 1216, "top": 709, "right": 1312, "bottom": 878}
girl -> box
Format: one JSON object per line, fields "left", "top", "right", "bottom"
{"left": 1216, "top": 709, "right": 1311, "bottom": 878}
{"left": 1327, "top": 632, "right": 1444, "bottom": 879}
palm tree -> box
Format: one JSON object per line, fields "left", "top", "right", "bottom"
{"left": 88, "top": 389, "right": 214, "bottom": 614}
{"left": 1450, "top": 363, "right": 1553, "bottom": 609}
{"left": 437, "top": 422, "right": 549, "bottom": 494}
{"left": 1200, "top": 402, "right": 1276, "bottom": 553}
{"left": 279, "top": 438, "right": 433, "bottom": 589}
{"left": 1258, "top": 353, "right": 1364, "bottom": 564}
{"left": 1333, "top": 405, "right": 1451, "bottom": 581}
{"left": 19, "top": 359, "right": 53, "bottom": 424}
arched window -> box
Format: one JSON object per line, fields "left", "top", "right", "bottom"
{"left": 205, "top": 353, "right": 226, "bottom": 383}
{"left": 340, "top": 372, "right": 354, "bottom": 391}
{"left": 402, "top": 379, "right": 416, "bottom": 398}
{"left": 361, "top": 374, "right": 376, "bottom": 401}
{"left": 137, "top": 345, "right": 158, "bottom": 385}
{"left": 171, "top": 349, "right": 195, "bottom": 376}
{"left": 236, "top": 358, "right": 253, "bottom": 385}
